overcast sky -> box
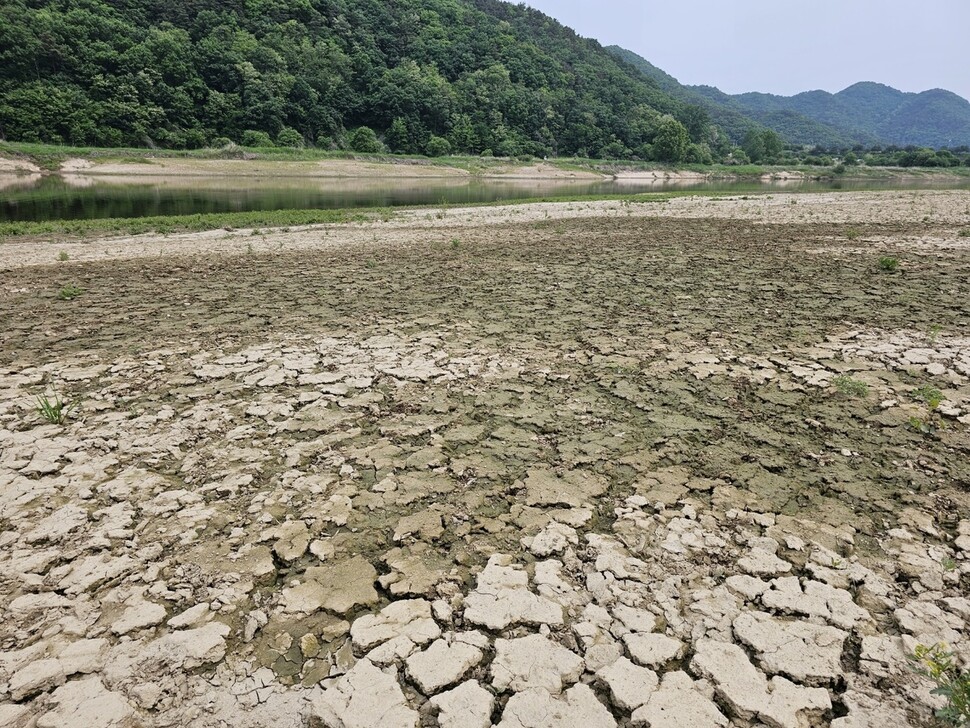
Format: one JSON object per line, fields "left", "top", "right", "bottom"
{"left": 522, "top": 1, "right": 970, "bottom": 102}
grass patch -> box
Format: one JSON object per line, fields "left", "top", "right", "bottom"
{"left": 833, "top": 375, "right": 869, "bottom": 398}
{"left": 912, "top": 385, "right": 943, "bottom": 408}
{"left": 57, "top": 284, "right": 83, "bottom": 300}
{"left": 878, "top": 256, "right": 900, "bottom": 273}
{"left": 36, "top": 392, "right": 80, "bottom": 425}
{"left": 0, "top": 208, "right": 368, "bottom": 240}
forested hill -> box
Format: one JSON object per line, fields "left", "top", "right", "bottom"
{"left": 608, "top": 46, "right": 970, "bottom": 150}
{"left": 608, "top": 46, "right": 877, "bottom": 149}
{"left": 0, "top": 0, "right": 721, "bottom": 160}
{"left": 726, "top": 83, "right": 970, "bottom": 149}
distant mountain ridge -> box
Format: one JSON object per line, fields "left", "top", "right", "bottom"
{"left": 608, "top": 46, "right": 970, "bottom": 148}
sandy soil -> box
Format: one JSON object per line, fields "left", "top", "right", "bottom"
{"left": 55, "top": 157, "right": 607, "bottom": 181}
{"left": 0, "top": 159, "right": 41, "bottom": 175}
{"left": 0, "top": 191, "right": 968, "bottom": 727}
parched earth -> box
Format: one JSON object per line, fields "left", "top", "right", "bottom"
{"left": 0, "top": 191, "right": 968, "bottom": 727}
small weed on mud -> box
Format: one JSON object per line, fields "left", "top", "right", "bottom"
{"left": 878, "top": 256, "right": 900, "bottom": 273}
{"left": 35, "top": 392, "right": 80, "bottom": 425}
{"left": 913, "top": 385, "right": 944, "bottom": 408}
{"left": 833, "top": 375, "right": 868, "bottom": 398}
{"left": 909, "top": 385, "right": 944, "bottom": 435}
{"left": 845, "top": 228, "right": 861, "bottom": 240}
{"left": 57, "top": 284, "right": 83, "bottom": 300}
{"left": 959, "top": 228, "right": 970, "bottom": 237}
{"left": 910, "top": 643, "right": 970, "bottom": 726}
{"left": 57, "top": 250, "right": 69, "bottom": 262}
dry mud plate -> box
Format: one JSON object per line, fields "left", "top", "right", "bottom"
{"left": 0, "top": 190, "right": 968, "bottom": 728}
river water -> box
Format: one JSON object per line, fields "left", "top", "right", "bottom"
{"left": 2, "top": 173, "right": 968, "bottom": 222}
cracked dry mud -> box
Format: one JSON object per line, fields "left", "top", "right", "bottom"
{"left": 0, "top": 190, "right": 969, "bottom": 728}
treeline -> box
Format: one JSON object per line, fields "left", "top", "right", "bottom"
{"left": 758, "top": 144, "right": 970, "bottom": 169}
{"left": 0, "top": 0, "right": 736, "bottom": 162}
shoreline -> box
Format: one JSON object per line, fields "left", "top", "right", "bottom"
{"left": 2, "top": 144, "right": 969, "bottom": 184}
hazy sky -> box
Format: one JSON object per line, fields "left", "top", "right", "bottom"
{"left": 522, "top": 1, "right": 970, "bottom": 101}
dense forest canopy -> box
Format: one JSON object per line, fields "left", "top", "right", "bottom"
{"left": 0, "top": 0, "right": 726, "bottom": 161}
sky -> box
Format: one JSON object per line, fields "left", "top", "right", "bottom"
{"left": 522, "top": 1, "right": 970, "bottom": 102}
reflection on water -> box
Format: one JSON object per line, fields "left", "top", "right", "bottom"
{"left": 1, "top": 173, "right": 968, "bottom": 223}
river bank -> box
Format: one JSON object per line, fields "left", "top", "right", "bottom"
{"left": 2, "top": 142, "right": 969, "bottom": 184}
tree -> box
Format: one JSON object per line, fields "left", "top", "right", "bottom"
{"left": 652, "top": 116, "right": 690, "bottom": 163}
{"left": 743, "top": 129, "right": 783, "bottom": 163}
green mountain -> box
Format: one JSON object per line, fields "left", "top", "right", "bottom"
{"left": 608, "top": 47, "right": 970, "bottom": 149}
{"left": 607, "top": 46, "right": 861, "bottom": 147}
{"left": 707, "top": 82, "right": 970, "bottom": 149}
{"left": 0, "top": 0, "right": 715, "bottom": 159}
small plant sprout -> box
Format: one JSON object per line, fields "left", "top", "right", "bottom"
{"left": 929, "top": 324, "right": 944, "bottom": 343}
{"left": 845, "top": 228, "right": 861, "bottom": 240}
{"left": 910, "top": 643, "right": 970, "bottom": 726}
{"left": 58, "top": 250, "right": 69, "bottom": 262}
{"left": 959, "top": 229, "right": 970, "bottom": 238}
{"left": 57, "top": 284, "right": 83, "bottom": 300}
{"left": 878, "top": 256, "right": 899, "bottom": 273}
{"left": 942, "top": 556, "right": 957, "bottom": 572}
{"left": 833, "top": 375, "right": 868, "bottom": 398}
{"left": 451, "top": 238, "right": 461, "bottom": 250}
{"left": 913, "top": 385, "right": 944, "bottom": 409}
{"left": 910, "top": 385, "right": 945, "bottom": 435}
{"left": 36, "top": 392, "right": 80, "bottom": 425}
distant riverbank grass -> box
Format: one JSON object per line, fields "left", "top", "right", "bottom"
{"left": 0, "top": 208, "right": 370, "bottom": 239}
{"left": 4, "top": 141, "right": 970, "bottom": 180}
{"left": 0, "top": 193, "right": 698, "bottom": 240}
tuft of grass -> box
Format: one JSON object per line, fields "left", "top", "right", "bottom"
{"left": 833, "top": 375, "right": 869, "bottom": 398}
{"left": 36, "top": 392, "right": 80, "bottom": 425}
{"left": 450, "top": 238, "right": 461, "bottom": 249}
{"left": 913, "top": 385, "right": 943, "bottom": 409}
{"left": 910, "top": 643, "right": 970, "bottom": 726}
{"left": 57, "top": 250, "right": 69, "bottom": 262}
{"left": 878, "top": 256, "right": 899, "bottom": 273}
{"left": 57, "top": 284, "right": 83, "bottom": 300}
{"left": 958, "top": 228, "right": 970, "bottom": 237}
{"left": 845, "top": 228, "right": 861, "bottom": 240}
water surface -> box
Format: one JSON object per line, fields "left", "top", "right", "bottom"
{"left": 2, "top": 173, "right": 968, "bottom": 222}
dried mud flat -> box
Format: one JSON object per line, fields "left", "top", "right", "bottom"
{"left": 0, "top": 191, "right": 969, "bottom": 728}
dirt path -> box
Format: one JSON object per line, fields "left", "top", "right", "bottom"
{"left": 0, "top": 192, "right": 967, "bottom": 727}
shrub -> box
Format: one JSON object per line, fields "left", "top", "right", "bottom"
{"left": 241, "top": 130, "right": 274, "bottom": 147}
{"left": 276, "top": 127, "right": 304, "bottom": 148}
{"left": 911, "top": 643, "right": 970, "bottom": 726}
{"left": 425, "top": 135, "right": 452, "bottom": 157}
{"left": 211, "top": 136, "right": 232, "bottom": 148}
{"left": 349, "top": 126, "right": 382, "bottom": 153}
